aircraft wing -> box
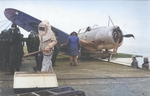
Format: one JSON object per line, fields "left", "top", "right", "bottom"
{"left": 4, "top": 8, "right": 97, "bottom": 55}
{"left": 4, "top": 8, "right": 41, "bottom": 33}
{"left": 4, "top": 8, "right": 69, "bottom": 45}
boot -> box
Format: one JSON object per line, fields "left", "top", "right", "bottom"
{"left": 70, "top": 63, "right": 72, "bottom": 66}
{"left": 33, "top": 66, "right": 38, "bottom": 71}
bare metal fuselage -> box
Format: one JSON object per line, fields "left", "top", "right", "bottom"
{"left": 78, "top": 26, "right": 123, "bottom": 57}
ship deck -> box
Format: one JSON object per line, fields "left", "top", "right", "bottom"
{"left": 1, "top": 54, "right": 150, "bottom": 96}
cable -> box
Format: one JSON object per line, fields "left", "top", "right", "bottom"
{"left": 0, "top": 20, "right": 9, "bottom": 28}
{"left": 108, "top": 16, "right": 110, "bottom": 26}
{"left": 0, "top": 20, "right": 8, "bottom": 23}
{"left": 108, "top": 16, "right": 115, "bottom": 28}
{"left": 5, "top": 22, "right": 12, "bottom": 29}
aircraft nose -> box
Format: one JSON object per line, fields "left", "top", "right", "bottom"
{"left": 112, "top": 28, "right": 123, "bottom": 44}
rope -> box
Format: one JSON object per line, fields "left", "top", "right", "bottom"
{"left": 0, "top": 20, "right": 9, "bottom": 28}
{"left": 108, "top": 16, "right": 110, "bottom": 26}
{"left": 0, "top": 20, "right": 8, "bottom": 23}
{"left": 5, "top": 22, "right": 12, "bottom": 29}
{"left": 108, "top": 16, "right": 120, "bottom": 37}
{"left": 108, "top": 16, "right": 115, "bottom": 28}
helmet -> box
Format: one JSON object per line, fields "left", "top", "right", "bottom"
{"left": 11, "top": 23, "right": 17, "bottom": 27}
{"left": 144, "top": 57, "right": 148, "bottom": 62}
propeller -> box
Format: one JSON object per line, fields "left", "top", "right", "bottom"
{"left": 112, "top": 34, "right": 135, "bottom": 54}
{"left": 123, "top": 34, "right": 135, "bottom": 39}
{"left": 108, "top": 16, "right": 135, "bottom": 61}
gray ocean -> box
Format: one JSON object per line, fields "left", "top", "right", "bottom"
{"left": 118, "top": 44, "right": 150, "bottom": 68}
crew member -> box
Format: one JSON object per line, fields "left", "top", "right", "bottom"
{"left": 0, "top": 30, "right": 10, "bottom": 71}
{"left": 142, "top": 57, "right": 149, "bottom": 70}
{"left": 26, "top": 32, "right": 40, "bottom": 71}
{"left": 9, "top": 23, "right": 24, "bottom": 73}
{"left": 38, "top": 20, "right": 57, "bottom": 72}
{"left": 61, "top": 32, "right": 80, "bottom": 66}
{"left": 52, "top": 32, "right": 60, "bottom": 66}
{"left": 131, "top": 56, "right": 138, "bottom": 68}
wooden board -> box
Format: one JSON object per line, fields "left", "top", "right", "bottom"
{"left": 13, "top": 71, "right": 58, "bottom": 89}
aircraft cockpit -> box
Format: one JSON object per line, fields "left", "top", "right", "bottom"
{"left": 78, "top": 26, "right": 92, "bottom": 35}
{"left": 78, "top": 24, "right": 100, "bottom": 34}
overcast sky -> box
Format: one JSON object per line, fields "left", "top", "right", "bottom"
{"left": 0, "top": 0, "right": 150, "bottom": 55}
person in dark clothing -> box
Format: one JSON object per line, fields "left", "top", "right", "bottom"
{"left": 142, "top": 57, "right": 149, "bottom": 70}
{"left": 0, "top": 30, "right": 10, "bottom": 71}
{"left": 0, "top": 40, "right": 3, "bottom": 70}
{"left": 26, "top": 32, "right": 40, "bottom": 71}
{"left": 8, "top": 23, "right": 24, "bottom": 73}
{"left": 52, "top": 32, "right": 60, "bottom": 66}
{"left": 61, "top": 32, "right": 80, "bottom": 66}
{"left": 131, "top": 56, "right": 138, "bottom": 68}
{"left": 0, "top": 35, "right": 6, "bottom": 71}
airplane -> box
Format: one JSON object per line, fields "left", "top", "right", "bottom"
{"left": 78, "top": 25, "right": 134, "bottom": 60}
{"left": 4, "top": 8, "right": 134, "bottom": 61}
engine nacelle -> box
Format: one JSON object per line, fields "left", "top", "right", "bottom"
{"left": 78, "top": 26, "right": 123, "bottom": 50}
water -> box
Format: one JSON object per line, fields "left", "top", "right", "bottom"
{"left": 118, "top": 43, "right": 150, "bottom": 69}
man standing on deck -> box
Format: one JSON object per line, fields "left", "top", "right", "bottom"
{"left": 52, "top": 31, "right": 60, "bottom": 67}
{"left": 38, "top": 20, "right": 57, "bottom": 72}
{"left": 9, "top": 23, "right": 24, "bottom": 73}
{"left": 131, "top": 56, "right": 138, "bottom": 68}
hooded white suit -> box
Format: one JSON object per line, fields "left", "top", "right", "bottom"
{"left": 38, "top": 20, "right": 57, "bottom": 72}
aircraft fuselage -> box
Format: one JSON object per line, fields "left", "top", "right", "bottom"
{"left": 78, "top": 26, "right": 123, "bottom": 51}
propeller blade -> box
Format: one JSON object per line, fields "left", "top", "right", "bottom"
{"left": 113, "top": 38, "right": 120, "bottom": 54}
{"left": 123, "top": 34, "right": 135, "bottom": 39}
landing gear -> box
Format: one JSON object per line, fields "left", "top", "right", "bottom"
{"left": 108, "top": 53, "right": 112, "bottom": 62}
